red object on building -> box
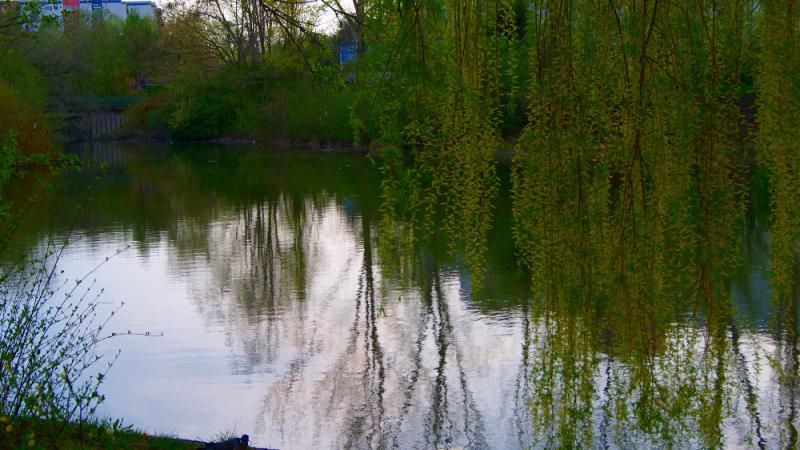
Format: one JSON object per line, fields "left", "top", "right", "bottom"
{"left": 64, "top": 0, "right": 79, "bottom": 9}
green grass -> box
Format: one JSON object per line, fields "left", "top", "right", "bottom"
{"left": 0, "top": 415, "right": 200, "bottom": 450}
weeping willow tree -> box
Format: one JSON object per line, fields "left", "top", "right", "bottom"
{"left": 756, "top": 1, "right": 800, "bottom": 447}
{"left": 509, "top": 0, "right": 761, "bottom": 447}
{"left": 757, "top": 1, "right": 800, "bottom": 317}
{"left": 351, "top": 0, "right": 797, "bottom": 445}
{"left": 364, "top": 0, "right": 520, "bottom": 287}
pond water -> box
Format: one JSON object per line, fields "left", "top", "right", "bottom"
{"left": 8, "top": 143, "right": 798, "bottom": 449}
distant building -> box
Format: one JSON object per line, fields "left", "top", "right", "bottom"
{"left": 339, "top": 42, "right": 357, "bottom": 65}
{"left": 16, "top": 0, "right": 155, "bottom": 27}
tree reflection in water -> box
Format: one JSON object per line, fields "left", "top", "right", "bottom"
{"left": 7, "top": 142, "right": 798, "bottom": 448}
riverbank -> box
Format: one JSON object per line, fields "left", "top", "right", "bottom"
{"left": 1, "top": 416, "right": 194, "bottom": 449}
{"left": 0, "top": 415, "right": 274, "bottom": 449}
{"left": 64, "top": 129, "right": 524, "bottom": 163}
{"left": 66, "top": 130, "right": 367, "bottom": 152}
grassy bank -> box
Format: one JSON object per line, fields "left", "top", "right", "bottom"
{"left": 0, "top": 416, "right": 200, "bottom": 450}
{"left": 1, "top": 416, "right": 278, "bottom": 450}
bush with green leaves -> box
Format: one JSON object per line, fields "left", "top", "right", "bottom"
{"left": 0, "top": 237, "right": 123, "bottom": 435}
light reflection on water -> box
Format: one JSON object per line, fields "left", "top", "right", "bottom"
{"left": 45, "top": 218, "right": 533, "bottom": 448}
{"left": 9, "top": 143, "right": 797, "bottom": 449}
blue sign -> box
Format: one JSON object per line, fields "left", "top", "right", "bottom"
{"left": 339, "top": 42, "right": 357, "bottom": 65}
{"left": 92, "top": 0, "right": 103, "bottom": 10}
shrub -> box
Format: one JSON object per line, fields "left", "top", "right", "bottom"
{"left": 0, "top": 239, "right": 122, "bottom": 444}
{"left": 124, "top": 91, "right": 170, "bottom": 137}
{"left": 0, "top": 132, "right": 20, "bottom": 190}
{"left": 168, "top": 78, "right": 237, "bottom": 140}
{"left": 0, "top": 80, "right": 54, "bottom": 157}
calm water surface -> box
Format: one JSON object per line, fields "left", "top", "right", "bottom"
{"left": 9, "top": 143, "right": 797, "bottom": 449}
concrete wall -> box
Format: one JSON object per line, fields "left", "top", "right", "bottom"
{"left": 62, "top": 110, "right": 130, "bottom": 141}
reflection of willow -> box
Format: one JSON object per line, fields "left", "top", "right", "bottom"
{"left": 510, "top": 1, "right": 774, "bottom": 448}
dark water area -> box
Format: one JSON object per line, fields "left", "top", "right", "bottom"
{"left": 6, "top": 143, "right": 798, "bottom": 449}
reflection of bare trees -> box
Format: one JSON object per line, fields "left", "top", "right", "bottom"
{"left": 775, "top": 266, "right": 799, "bottom": 448}
{"left": 50, "top": 146, "right": 529, "bottom": 447}
{"left": 29, "top": 165, "right": 800, "bottom": 450}
{"left": 177, "top": 194, "right": 336, "bottom": 374}
{"left": 512, "top": 297, "right": 533, "bottom": 447}
{"left": 54, "top": 144, "right": 800, "bottom": 447}
{"left": 250, "top": 209, "right": 502, "bottom": 449}
{"left": 337, "top": 213, "right": 386, "bottom": 448}
{"left": 730, "top": 322, "right": 766, "bottom": 449}
{"left": 421, "top": 258, "right": 486, "bottom": 448}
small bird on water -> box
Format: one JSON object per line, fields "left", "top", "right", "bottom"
{"left": 201, "top": 434, "right": 249, "bottom": 450}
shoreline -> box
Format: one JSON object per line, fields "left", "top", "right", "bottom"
{"left": 63, "top": 132, "right": 519, "bottom": 163}
{"left": 0, "top": 415, "right": 276, "bottom": 449}
{"left": 65, "top": 132, "right": 367, "bottom": 152}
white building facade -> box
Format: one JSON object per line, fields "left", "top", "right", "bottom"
{"left": 22, "top": 0, "right": 155, "bottom": 24}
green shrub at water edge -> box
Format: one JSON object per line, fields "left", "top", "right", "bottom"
{"left": 0, "top": 238, "right": 124, "bottom": 447}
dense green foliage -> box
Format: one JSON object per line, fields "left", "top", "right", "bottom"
{"left": 1, "top": 0, "right": 800, "bottom": 447}
{"left": 359, "top": 1, "right": 798, "bottom": 447}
